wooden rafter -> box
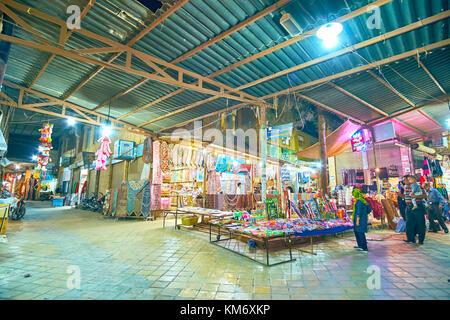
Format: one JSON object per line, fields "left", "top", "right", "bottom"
{"left": 88, "top": 0, "right": 292, "bottom": 114}
{"left": 417, "top": 59, "right": 447, "bottom": 95}
{"left": 127, "top": 0, "right": 191, "bottom": 47}
{"left": 295, "top": 93, "right": 364, "bottom": 124}
{"left": 63, "top": 0, "right": 189, "bottom": 100}
{"left": 0, "top": 33, "right": 256, "bottom": 103}
{"left": 326, "top": 83, "right": 425, "bottom": 136}
{"left": 118, "top": 88, "right": 184, "bottom": 120}
{"left": 156, "top": 102, "right": 251, "bottom": 133}
{"left": 264, "top": 39, "right": 450, "bottom": 100}
{"left": 27, "top": 0, "right": 97, "bottom": 88}
{"left": 392, "top": 119, "right": 426, "bottom": 136}
{"left": 124, "top": 0, "right": 396, "bottom": 122}
{"left": 3, "top": 81, "right": 152, "bottom": 136}
{"left": 328, "top": 83, "right": 389, "bottom": 117}
{"left": 156, "top": 40, "right": 450, "bottom": 132}
{"left": 76, "top": 46, "right": 123, "bottom": 55}
{"left": 138, "top": 95, "right": 221, "bottom": 128}
{"left": 368, "top": 97, "right": 448, "bottom": 126}
{"left": 0, "top": 2, "right": 51, "bottom": 46}
{"left": 367, "top": 70, "right": 444, "bottom": 129}
{"left": 1, "top": 0, "right": 259, "bottom": 104}
{"left": 208, "top": 0, "right": 394, "bottom": 80}
{"left": 137, "top": 10, "right": 449, "bottom": 126}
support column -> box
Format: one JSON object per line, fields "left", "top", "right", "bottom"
{"left": 123, "top": 160, "right": 129, "bottom": 182}
{"left": 94, "top": 169, "right": 100, "bottom": 195}
{"left": 318, "top": 110, "right": 329, "bottom": 196}
{"left": 259, "top": 105, "right": 267, "bottom": 216}
{"left": 106, "top": 154, "right": 113, "bottom": 191}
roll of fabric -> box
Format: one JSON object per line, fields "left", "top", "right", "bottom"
{"left": 160, "top": 141, "right": 169, "bottom": 173}
{"left": 152, "top": 140, "right": 162, "bottom": 185}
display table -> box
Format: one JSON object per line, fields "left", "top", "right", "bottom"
{"left": 163, "top": 205, "right": 234, "bottom": 229}
{"left": 208, "top": 219, "right": 358, "bottom": 263}
{"left": 208, "top": 223, "right": 295, "bottom": 267}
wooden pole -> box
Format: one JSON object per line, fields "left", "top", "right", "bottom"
{"left": 123, "top": 160, "right": 129, "bottom": 182}
{"left": 202, "top": 162, "right": 207, "bottom": 208}
{"left": 318, "top": 110, "right": 329, "bottom": 196}
{"left": 260, "top": 105, "right": 267, "bottom": 216}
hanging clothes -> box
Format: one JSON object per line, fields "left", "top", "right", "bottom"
{"left": 423, "top": 157, "right": 430, "bottom": 176}
{"left": 356, "top": 169, "right": 365, "bottom": 184}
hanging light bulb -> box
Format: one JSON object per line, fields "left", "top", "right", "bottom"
{"left": 67, "top": 117, "right": 76, "bottom": 126}
{"left": 316, "top": 22, "right": 343, "bottom": 48}
{"left": 102, "top": 125, "right": 112, "bottom": 137}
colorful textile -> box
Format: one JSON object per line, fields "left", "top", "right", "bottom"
{"left": 160, "top": 141, "right": 169, "bottom": 173}
{"left": 141, "top": 183, "right": 151, "bottom": 217}
{"left": 151, "top": 184, "right": 162, "bottom": 210}
{"left": 152, "top": 141, "right": 162, "bottom": 185}
{"left": 95, "top": 135, "right": 112, "bottom": 171}
{"left": 116, "top": 183, "right": 128, "bottom": 217}
{"left": 127, "top": 188, "right": 135, "bottom": 215}
{"left": 127, "top": 180, "right": 149, "bottom": 194}
{"left": 111, "top": 188, "right": 119, "bottom": 216}
{"left": 143, "top": 137, "right": 152, "bottom": 164}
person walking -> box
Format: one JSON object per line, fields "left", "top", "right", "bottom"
{"left": 409, "top": 175, "right": 427, "bottom": 245}
{"left": 352, "top": 188, "right": 371, "bottom": 252}
{"left": 423, "top": 183, "right": 448, "bottom": 233}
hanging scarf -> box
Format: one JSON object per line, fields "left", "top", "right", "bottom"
{"left": 352, "top": 188, "right": 368, "bottom": 221}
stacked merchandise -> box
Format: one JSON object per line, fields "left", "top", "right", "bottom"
{"left": 117, "top": 180, "right": 151, "bottom": 217}
{"left": 210, "top": 195, "right": 352, "bottom": 238}
{"left": 151, "top": 140, "right": 162, "bottom": 211}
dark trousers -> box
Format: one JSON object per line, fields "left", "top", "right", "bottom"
{"left": 428, "top": 203, "right": 448, "bottom": 232}
{"left": 398, "top": 199, "right": 406, "bottom": 220}
{"left": 354, "top": 230, "right": 368, "bottom": 250}
{"left": 405, "top": 205, "right": 415, "bottom": 242}
{"left": 413, "top": 206, "right": 427, "bottom": 244}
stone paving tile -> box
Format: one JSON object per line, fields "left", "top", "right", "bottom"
{"left": 1, "top": 201, "right": 449, "bottom": 300}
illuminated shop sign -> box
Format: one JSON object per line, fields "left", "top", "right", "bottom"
{"left": 350, "top": 129, "right": 372, "bottom": 152}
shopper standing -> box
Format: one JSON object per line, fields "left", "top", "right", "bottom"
{"left": 352, "top": 188, "right": 370, "bottom": 252}
{"left": 403, "top": 177, "right": 416, "bottom": 243}
{"left": 409, "top": 175, "right": 427, "bottom": 245}
{"left": 397, "top": 176, "right": 408, "bottom": 220}
{"left": 423, "top": 183, "right": 448, "bottom": 233}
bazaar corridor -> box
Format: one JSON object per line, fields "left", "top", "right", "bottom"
{"left": 0, "top": 202, "right": 448, "bottom": 300}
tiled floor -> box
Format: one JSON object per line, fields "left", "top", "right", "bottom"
{"left": 0, "top": 201, "right": 449, "bottom": 300}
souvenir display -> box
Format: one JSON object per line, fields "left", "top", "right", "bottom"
{"left": 95, "top": 133, "right": 112, "bottom": 171}
{"left": 36, "top": 123, "right": 53, "bottom": 177}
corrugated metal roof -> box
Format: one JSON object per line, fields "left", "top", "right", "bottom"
{"left": 1, "top": 0, "right": 449, "bottom": 137}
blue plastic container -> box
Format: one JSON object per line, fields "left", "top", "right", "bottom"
{"left": 52, "top": 199, "right": 64, "bottom": 207}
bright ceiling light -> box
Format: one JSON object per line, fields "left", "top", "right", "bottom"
{"left": 67, "top": 117, "right": 76, "bottom": 126}
{"left": 32, "top": 155, "right": 38, "bottom": 161}
{"left": 316, "top": 22, "right": 343, "bottom": 48}
{"left": 38, "top": 146, "right": 44, "bottom": 152}
{"left": 102, "top": 125, "right": 112, "bottom": 137}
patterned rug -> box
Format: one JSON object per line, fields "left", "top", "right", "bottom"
{"left": 140, "top": 182, "right": 151, "bottom": 217}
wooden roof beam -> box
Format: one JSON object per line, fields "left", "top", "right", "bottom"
{"left": 417, "top": 58, "right": 447, "bottom": 95}
{"left": 101, "top": 0, "right": 292, "bottom": 118}
{"left": 0, "top": 33, "right": 256, "bottom": 103}
{"left": 295, "top": 93, "right": 364, "bottom": 124}
{"left": 367, "top": 70, "right": 444, "bottom": 129}
{"left": 3, "top": 81, "right": 153, "bottom": 136}
{"left": 155, "top": 40, "right": 450, "bottom": 133}
{"left": 27, "top": 0, "right": 97, "bottom": 88}
{"left": 62, "top": 0, "right": 190, "bottom": 100}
